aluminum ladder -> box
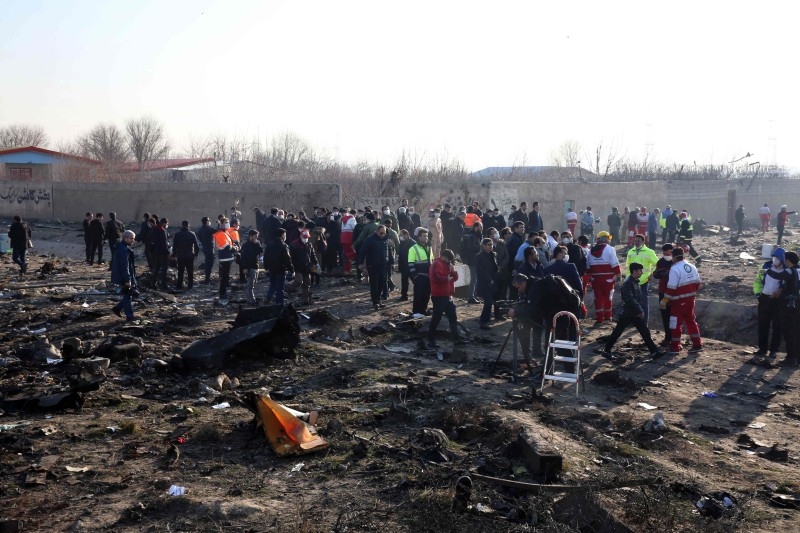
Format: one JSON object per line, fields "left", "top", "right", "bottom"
{"left": 541, "top": 311, "right": 582, "bottom": 395}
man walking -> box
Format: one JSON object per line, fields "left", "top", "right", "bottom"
{"left": 111, "top": 230, "right": 138, "bottom": 321}
{"left": 88, "top": 213, "right": 106, "bottom": 265}
{"left": 602, "top": 262, "right": 662, "bottom": 359}
{"left": 776, "top": 205, "right": 797, "bottom": 246}
{"left": 8, "top": 215, "right": 31, "bottom": 275}
{"left": 427, "top": 249, "right": 462, "bottom": 349}
{"left": 240, "top": 229, "right": 264, "bottom": 305}
{"left": 105, "top": 212, "right": 124, "bottom": 271}
{"left": 625, "top": 234, "right": 659, "bottom": 324}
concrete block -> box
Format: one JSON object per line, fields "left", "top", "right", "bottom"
{"left": 517, "top": 427, "right": 562, "bottom": 481}
{"left": 111, "top": 343, "right": 141, "bottom": 361}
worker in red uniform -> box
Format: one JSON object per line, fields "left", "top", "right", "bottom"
{"left": 586, "top": 231, "right": 621, "bottom": 326}
{"left": 662, "top": 247, "right": 703, "bottom": 354}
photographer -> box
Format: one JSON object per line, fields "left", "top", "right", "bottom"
{"left": 506, "top": 273, "right": 544, "bottom": 371}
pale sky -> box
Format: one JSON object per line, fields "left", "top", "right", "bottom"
{"left": 1, "top": 0, "right": 797, "bottom": 171}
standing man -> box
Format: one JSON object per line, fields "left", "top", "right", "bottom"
{"left": 150, "top": 218, "right": 171, "bottom": 291}
{"left": 580, "top": 206, "right": 595, "bottom": 244}
{"left": 8, "top": 215, "right": 31, "bottom": 275}
{"left": 172, "top": 220, "right": 200, "bottom": 290}
{"left": 753, "top": 247, "right": 785, "bottom": 357}
{"left": 776, "top": 205, "right": 797, "bottom": 246}
{"left": 565, "top": 207, "right": 578, "bottom": 236}
{"left": 264, "top": 228, "right": 293, "bottom": 305}
{"left": 358, "top": 225, "right": 394, "bottom": 311}
{"left": 213, "top": 219, "right": 234, "bottom": 304}
{"left": 492, "top": 227, "right": 510, "bottom": 317}
{"left": 529, "top": 202, "right": 544, "bottom": 233}
{"left": 105, "top": 212, "right": 124, "bottom": 271}
{"left": 734, "top": 204, "right": 746, "bottom": 238}
{"left": 197, "top": 217, "right": 215, "bottom": 285}
{"left": 264, "top": 208, "right": 283, "bottom": 244}
{"left": 665, "top": 208, "right": 679, "bottom": 244}
{"left": 625, "top": 234, "right": 659, "bottom": 324}
{"left": 408, "top": 228, "right": 432, "bottom": 316}
{"left": 397, "top": 229, "right": 415, "bottom": 301}
{"left": 662, "top": 247, "right": 703, "bottom": 355}
{"left": 240, "top": 229, "right": 264, "bottom": 305}
{"left": 427, "top": 249, "right": 462, "bottom": 349}
{"left": 111, "top": 230, "right": 138, "bottom": 321}
{"left": 475, "top": 238, "right": 499, "bottom": 329}
{"left": 88, "top": 213, "right": 106, "bottom": 265}
{"left": 648, "top": 208, "right": 661, "bottom": 247}
{"left": 775, "top": 251, "right": 800, "bottom": 367}
{"left": 627, "top": 207, "right": 638, "bottom": 246}
{"left": 636, "top": 207, "right": 649, "bottom": 244}
{"left": 509, "top": 202, "right": 529, "bottom": 228}
{"left": 340, "top": 208, "right": 357, "bottom": 273}
{"left": 652, "top": 244, "right": 675, "bottom": 346}
{"left": 759, "top": 204, "right": 771, "bottom": 233}
{"left": 136, "top": 213, "right": 153, "bottom": 270}
{"left": 607, "top": 207, "right": 622, "bottom": 245}
{"left": 289, "top": 229, "right": 319, "bottom": 306}
{"left": 586, "top": 231, "right": 621, "bottom": 325}
{"left": 460, "top": 222, "right": 484, "bottom": 303}
{"left": 660, "top": 206, "right": 672, "bottom": 244}
{"left": 83, "top": 212, "right": 93, "bottom": 263}
{"left": 601, "top": 262, "right": 661, "bottom": 358}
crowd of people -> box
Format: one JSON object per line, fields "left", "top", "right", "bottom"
{"left": 7, "top": 197, "right": 798, "bottom": 367}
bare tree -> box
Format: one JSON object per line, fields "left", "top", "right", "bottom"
{"left": 270, "top": 132, "right": 315, "bottom": 172}
{"left": 78, "top": 123, "right": 130, "bottom": 164}
{"left": 549, "top": 140, "right": 582, "bottom": 168}
{"left": 125, "top": 116, "right": 171, "bottom": 171}
{"left": 0, "top": 123, "right": 48, "bottom": 147}
{"left": 587, "top": 140, "right": 622, "bottom": 178}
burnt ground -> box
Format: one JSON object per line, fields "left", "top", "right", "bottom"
{"left": 0, "top": 222, "right": 799, "bottom": 532}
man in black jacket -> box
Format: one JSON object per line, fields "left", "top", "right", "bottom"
{"left": 172, "top": 220, "right": 200, "bottom": 290}
{"left": 289, "top": 229, "right": 318, "bottom": 306}
{"left": 136, "top": 213, "right": 152, "bottom": 269}
{"left": 88, "top": 213, "right": 106, "bottom": 265}
{"left": 509, "top": 202, "right": 529, "bottom": 228}
{"left": 105, "top": 212, "right": 125, "bottom": 271}
{"left": 264, "top": 228, "right": 293, "bottom": 304}
{"left": 197, "top": 217, "right": 215, "bottom": 284}
{"left": 263, "top": 207, "right": 283, "bottom": 244}
{"left": 475, "top": 238, "right": 498, "bottom": 329}
{"left": 601, "top": 262, "right": 661, "bottom": 359}
{"left": 83, "top": 212, "right": 93, "bottom": 263}
{"left": 358, "top": 225, "right": 395, "bottom": 310}
{"left": 8, "top": 215, "right": 30, "bottom": 275}
{"left": 240, "top": 229, "right": 264, "bottom": 305}
{"left": 460, "top": 222, "right": 484, "bottom": 303}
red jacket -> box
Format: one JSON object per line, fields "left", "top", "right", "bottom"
{"left": 429, "top": 258, "right": 458, "bottom": 297}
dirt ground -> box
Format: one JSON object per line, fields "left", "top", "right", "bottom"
{"left": 1, "top": 220, "right": 799, "bottom": 532}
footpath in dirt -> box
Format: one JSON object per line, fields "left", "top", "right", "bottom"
{"left": 0, "top": 221, "right": 798, "bottom": 532}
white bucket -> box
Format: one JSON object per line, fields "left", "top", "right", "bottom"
{"left": 761, "top": 243, "right": 774, "bottom": 259}
{"left": 0, "top": 234, "right": 9, "bottom": 254}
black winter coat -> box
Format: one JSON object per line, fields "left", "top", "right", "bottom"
{"left": 475, "top": 250, "right": 498, "bottom": 298}
{"left": 264, "top": 240, "right": 293, "bottom": 274}
{"left": 460, "top": 231, "right": 483, "bottom": 266}
{"left": 172, "top": 228, "right": 200, "bottom": 259}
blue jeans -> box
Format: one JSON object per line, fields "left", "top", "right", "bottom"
{"left": 468, "top": 264, "right": 478, "bottom": 300}
{"left": 113, "top": 290, "right": 134, "bottom": 319}
{"left": 479, "top": 293, "right": 494, "bottom": 323}
{"left": 267, "top": 272, "right": 287, "bottom": 304}
{"left": 12, "top": 247, "right": 26, "bottom": 271}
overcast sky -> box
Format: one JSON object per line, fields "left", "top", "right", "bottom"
{"left": 1, "top": 0, "right": 797, "bottom": 171}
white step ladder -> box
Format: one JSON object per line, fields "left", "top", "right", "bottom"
{"left": 541, "top": 311, "right": 582, "bottom": 395}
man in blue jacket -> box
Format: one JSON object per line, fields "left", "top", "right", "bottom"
{"left": 111, "top": 230, "right": 138, "bottom": 321}
{"left": 543, "top": 246, "right": 583, "bottom": 297}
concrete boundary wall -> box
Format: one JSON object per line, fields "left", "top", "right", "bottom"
{"left": 3, "top": 177, "right": 800, "bottom": 234}
{"left": 0, "top": 181, "right": 341, "bottom": 226}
